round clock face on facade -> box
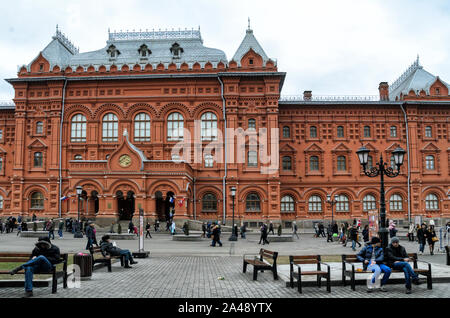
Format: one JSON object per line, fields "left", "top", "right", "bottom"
{"left": 119, "top": 154, "right": 132, "bottom": 167}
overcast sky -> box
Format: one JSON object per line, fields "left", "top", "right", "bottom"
{"left": 1, "top": 0, "right": 449, "bottom": 101}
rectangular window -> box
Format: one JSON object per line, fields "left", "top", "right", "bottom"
{"left": 390, "top": 126, "right": 397, "bottom": 137}
{"left": 247, "top": 151, "right": 257, "bottom": 167}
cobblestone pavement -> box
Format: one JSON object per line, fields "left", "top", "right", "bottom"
{"left": 0, "top": 256, "right": 449, "bottom": 298}
{"left": 0, "top": 232, "right": 449, "bottom": 298}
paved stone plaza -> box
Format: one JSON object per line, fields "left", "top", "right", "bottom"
{"left": 0, "top": 231, "right": 449, "bottom": 298}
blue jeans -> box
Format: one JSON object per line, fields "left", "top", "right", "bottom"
{"left": 48, "top": 230, "right": 55, "bottom": 240}
{"left": 58, "top": 230, "right": 63, "bottom": 238}
{"left": 86, "top": 238, "right": 93, "bottom": 250}
{"left": 419, "top": 241, "right": 425, "bottom": 253}
{"left": 392, "top": 262, "right": 418, "bottom": 288}
{"left": 119, "top": 250, "right": 133, "bottom": 264}
{"left": 351, "top": 240, "right": 356, "bottom": 250}
{"left": 22, "top": 255, "right": 54, "bottom": 291}
{"left": 211, "top": 240, "right": 222, "bottom": 247}
{"left": 368, "top": 263, "right": 391, "bottom": 286}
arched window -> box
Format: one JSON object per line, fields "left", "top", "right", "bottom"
{"left": 167, "top": 112, "right": 184, "bottom": 141}
{"left": 71, "top": 114, "right": 87, "bottom": 142}
{"left": 0, "top": 195, "right": 3, "bottom": 209}
{"left": 281, "top": 195, "right": 295, "bottom": 212}
{"left": 389, "top": 194, "right": 403, "bottom": 211}
{"left": 337, "top": 156, "right": 346, "bottom": 171}
{"left": 204, "top": 154, "right": 213, "bottom": 168}
{"left": 247, "top": 151, "right": 257, "bottom": 167}
{"left": 31, "top": 192, "right": 44, "bottom": 209}
{"left": 310, "top": 126, "right": 317, "bottom": 138}
{"left": 308, "top": 195, "right": 322, "bottom": 212}
{"left": 364, "top": 126, "right": 371, "bottom": 138}
{"left": 201, "top": 112, "right": 218, "bottom": 141}
{"left": 337, "top": 126, "right": 344, "bottom": 138}
{"left": 425, "top": 193, "right": 439, "bottom": 210}
{"left": 248, "top": 119, "right": 256, "bottom": 131}
{"left": 74, "top": 154, "right": 82, "bottom": 160}
{"left": 102, "top": 113, "right": 118, "bottom": 142}
{"left": 34, "top": 152, "right": 43, "bottom": 167}
{"left": 170, "top": 42, "right": 184, "bottom": 59}
{"left": 425, "top": 155, "right": 435, "bottom": 170}
{"left": 202, "top": 193, "right": 217, "bottom": 212}
{"left": 246, "top": 193, "right": 261, "bottom": 212}
{"left": 390, "top": 126, "right": 397, "bottom": 137}
{"left": 134, "top": 113, "right": 151, "bottom": 142}
{"left": 282, "top": 156, "right": 292, "bottom": 170}
{"left": 283, "top": 126, "right": 290, "bottom": 138}
{"left": 36, "top": 121, "right": 44, "bottom": 134}
{"left": 425, "top": 126, "right": 432, "bottom": 138}
{"left": 336, "top": 194, "right": 349, "bottom": 212}
{"left": 310, "top": 156, "right": 319, "bottom": 171}
{"left": 363, "top": 194, "right": 376, "bottom": 211}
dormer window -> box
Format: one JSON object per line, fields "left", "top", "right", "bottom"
{"left": 138, "top": 44, "right": 151, "bottom": 59}
{"left": 435, "top": 88, "right": 440, "bottom": 95}
{"left": 107, "top": 45, "right": 120, "bottom": 59}
{"left": 170, "top": 42, "right": 184, "bottom": 59}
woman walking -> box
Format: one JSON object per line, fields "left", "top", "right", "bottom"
{"left": 417, "top": 223, "right": 427, "bottom": 255}
{"left": 426, "top": 225, "right": 437, "bottom": 255}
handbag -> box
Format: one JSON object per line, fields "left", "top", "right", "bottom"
{"left": 432, "top": 236, "right": 439, "bottom": 242}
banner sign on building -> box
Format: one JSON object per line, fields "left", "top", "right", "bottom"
{"left": 367, "top": 210, "right": 379, "bottom": 239}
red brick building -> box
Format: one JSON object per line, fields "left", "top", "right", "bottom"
{"left": 2, "top": 26, "right": 449, "bottom": 226}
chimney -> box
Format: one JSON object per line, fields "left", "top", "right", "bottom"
{"left": 303, "top": 90, "right": 312, "bottom": 101}
{"left": 378, "top": 82, "right": 389, "bottom": 101}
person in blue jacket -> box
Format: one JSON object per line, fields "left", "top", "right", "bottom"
{"left": 356, "top": 236, "right": 391, "bottom": 292}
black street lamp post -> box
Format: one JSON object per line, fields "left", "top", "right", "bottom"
{"left": 356, "top": 146, "right": 406, "bottom": 250}
{"left": 327, "top": 194, "right": 337, "bottom": 227}
{"left": 229, "top": 186, "right": 237, "bottom": 241}
{"left": 74, "top": 185, "right": 84, "bottom": 238}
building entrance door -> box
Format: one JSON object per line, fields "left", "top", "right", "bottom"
{"left": 117, "top": 190, "right": 135, "bottom": 220}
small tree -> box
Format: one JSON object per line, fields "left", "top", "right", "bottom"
{"left": 277, "top": 224, "right": 282, "bottom": 236}
{"left": 117, "top": 223, "right": 122, "bottom": 234}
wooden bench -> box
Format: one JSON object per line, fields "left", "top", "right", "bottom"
{"left": 243, "top": 249, "right": 278, "bottom": 281}
{"left": 289, "top": 255, "right": 331, "bottom": 293}
{"left": 342, "top": 253, "right": 432, "bottom": 290}
{"left": 89, "top": 246, "right": 124, "bottom": 272}
{"left": 0, "top": 253, "right": 68, "bottom": 294}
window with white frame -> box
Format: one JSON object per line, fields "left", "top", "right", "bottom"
{"left": 390, "top": 126, "right": 397, "bottom": 137}
{"left": 425, "top": 126, "right": 432, "bottom": 138}
{"left": 247, "top": 151, "right": 257, "bottom": 167}
{"left": 336, "top": 194, "right": 349, "bottom": 212}
{"left": 363, "top": 126, "right": 371, "bottom": 138}
{"left": 367, "top": 155, "right": 373, "bottom": 169}
{"left": 310, "top": 126, "right": 317, "bottom": 138}
{"left": 425, "top": 193, "right": 439, "bottom": 210}
{"left": 36, "top": 121, "right": 44, "bottom": 134}
{"left": 308, "top": 195, "right": 322, "bottom": 212}
{"left": 337, "top": 126, "right": 344, "bottom": 138}
{"left": 245, "top": 193, "right": 261, "bottom": 211}
{"left": 283, "top": 126, "right": 290, "bottom": 138}
{"left": 363, "top": 194, "right": 377, "bottom": 211}
{"left": 102, "top": 113, "right": 118, "bottom": 142}
{"left": 310, "top": 156, "right": 319, "bottom": 171}
{"left": 71, "top": 114, "right": 87, "bottom": 142}
{"left": 201, "top": 112, "right": 217, "bottom": 141}
{"left": 167, "top": 112, "right": 184, "bottom": 141}
{"left": 337, "top": 156, "right": 346, "bottom": 171}
{"left": 204, "top": 154, "right": 213, "bottom": 168}
{"left": 248, "top": 119, "right": 256, "bottom": 131}
{"left": 0, "top": 195, "right": 3, "bottom": 209}
{"left": 389, "top": 194, "right": 403, "bottom": 211}
{"left": 425, "top": 155, "right": 435, "bottom": 170}
{"left": 281, "top": 195, "right": 295, "bottom": 212}
{"left": 33, "top": 152, "right": 43, "bottom": 167}
{"left": 134, "top": 113, "right": 151, "bottom": 142}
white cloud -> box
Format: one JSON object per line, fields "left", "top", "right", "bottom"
{"left": 0, "top": 0, "right": 449, "bottom": 100}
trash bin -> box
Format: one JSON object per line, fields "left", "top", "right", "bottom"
{"left": 73, "top": 253, "right": 93, "bottom": 280}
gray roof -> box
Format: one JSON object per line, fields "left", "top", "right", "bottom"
{"left": 232, "top": 28, "right": 272, "bottom": 66}
{"left": 389, "top": 58, "right": 450, "bottom": 101}
{"left": 26, "top": 28, "right": 228, "bottom": 72}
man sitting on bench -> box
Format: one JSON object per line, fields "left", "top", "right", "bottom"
{"left": 9, "top": 236, "right": 61, "bottom": 298}
{"left": 100, "top": 235, "right": 138, "bottom": 268}
{"left": 386, "top": 237, "right": 421, "bottom": 294}
{"left": 356, "top": 236, "right": 391, "bottom": 293}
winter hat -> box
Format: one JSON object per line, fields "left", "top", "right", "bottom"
{"left": 370, "top": 237, "right": 381, "bottom": 244}
{"left": 390, "top": 237, "right": 400, "bottom": 244}
{"left": 35, "top": 236, "right": 51, "bottom": 248}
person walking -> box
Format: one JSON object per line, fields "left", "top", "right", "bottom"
{"left": 85, "top": 222, "right": 96, "bottom": 250}
{"left": 426, "top": 225, "right": 437, "bottom": 255}
{"left": 268, "top": 221, "right": 275, "bottom": 235}
{"left": 240, "top": 223, "right": 247, "bottom": 239}
{"left": 9, "top": 236, "right": 62, "bottom": 297}
{"left": 128, "top": 220, "right": 134, "bottom": 234}
{"left": 356, "top": 237, "right": 391, "bottom": 293}
{"left": 326, "top": 223, "right": 333, "bottom": 242}
{"left": 349, "top": 225, "right": 361, "bottom": 251}
{"left": 259, "top": 223, "right": 269, "bottom": 245}
{"left": 170, "top": 221, "right": 176, "bottom": 235}
{"left": 154, "top": 220, "right": 160, "bottom": 232}
{"left": 201, "top": 222, "right": 207, "bottom": 238}
{"left": 362, "top": 225, "right": 370, "bottom": 243}
{"left": 292, "top": 221, "right": 299, "bottom": 239}
{"left": 408, "top": 222, "right": 415, "bottom": 242}
{"left": 417, "top": 223, "right": 427, "bottom": 255}
{"left": 32, "top": 213, "right": 37, "bottom": 222}
{"left": 58, "top": 220, "right": 64, "bottom": 239}
{"left": 145, "top": 222, "right": 152, "bottom": 238}
{"left": 210, "top": 222, "right": 223, "bottom": 247}
{"left": 47, "top": 219, "right": 55, "bottom": 240}
{"left": 318, "top": 223, "right": 326, "bottom": 237}
{"left": 386, "top": 237, "right": 421, "bottom": 294}
{"left": 389, "top": 220, "right": 398, "bottom": 238}
{"left": 342, "top": 223, "right": 350, "bottom": 246}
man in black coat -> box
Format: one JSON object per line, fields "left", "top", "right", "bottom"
{"left": 10, "top": 236, "right": 62, "bottom": 297}
{"left": 210, "top": 222, "right": 222, "bottom": 247}
{"left": 386, "top": 237, "right": 420, "bottom": 294}
{"left": 100, "top": 235, "right": 137, "bottom": 268}
{"left": 85, "top": 222, "right": 96, "bottom": 250}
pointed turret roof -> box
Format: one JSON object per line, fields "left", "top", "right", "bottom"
{"left": 389, "top": 56, "right": 450, "bottom": 101}
{"left": 232, "top": 24, "right": 272, "bottom": 66}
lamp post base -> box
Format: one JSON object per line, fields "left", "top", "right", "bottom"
{"left": 228, "top": 234, "right": 238, "bottom": 241}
